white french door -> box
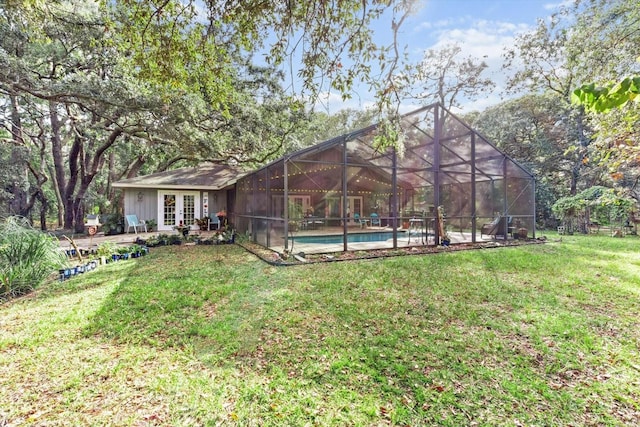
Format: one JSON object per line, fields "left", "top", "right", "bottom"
{"left": 335, "top": 196, "right": 362, "bottom": 218}
{"left": 158, "top": 191, "right": 200, "bottom": 231}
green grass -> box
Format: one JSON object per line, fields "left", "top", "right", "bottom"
{"left": 2, "top": 236, "right": 640, "bottom": 425}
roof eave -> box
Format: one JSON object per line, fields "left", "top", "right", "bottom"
{"left": 112, "top": 183, "right": 233, "bottom": 191}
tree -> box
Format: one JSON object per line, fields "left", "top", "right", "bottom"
{"left": 566, "top": 0, "right": 640, "bottom": 195}
{"left": 299, "top": 108, "right": 379, "bottom": 147}
{"left": 0, "top": 1, "right": 412, "bottom": 230}
{"left": 470, "top": 94, "right": 609, "bottom": 226}
{"left": 103, "top": 0, "right": 416, "bottom": 115}
{"left": 0, "top": 0, "right": 417, "bottom": 230}
{"left": 501, "top": 2, "right": 594, "bottom": 195}
{"left": 105, "top": 0, "right": 420, "bottom": 149}
{"left": 571, "top": 78, "right": 640, "bottom": 205}
{"left": 503, "top": 12, "right": 590, "bottom": 196}
{"left": 407, "top": 43, "right": 495, "bottom": 111}
{"left": 504, "top": 0, "right": 640, "bottom": 196}
{"left": 552, "top": 186, "right": 634, "bottom": 233}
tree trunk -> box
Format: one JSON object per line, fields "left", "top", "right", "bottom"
{"left": 106, "top": 151, "right": 116, "bottom": 202}
{"left": 8, "top": 95, "right": 31, "bottom": 217}
{"left": 69, "top": 127, "right": 122, "bottom": 232}
{"left": 570, "top": 167, "right": 579, "bottom": 196}
{"left": 49, "top": 100, "right": 71, "bottom": 227}
{"left": 570, "top": 107, "right": 591, "bottom": 196}
{"left": 63, "top": 134, "right": 82, "bottom": 229}
{"left": 126, "top": 156, "right": 146, "bottom": 179}
{"left": 48, "top": 163, "right": 64, "bottom": 226}
{"left": 38, "top": 191, "right": 48, "bottom": 231}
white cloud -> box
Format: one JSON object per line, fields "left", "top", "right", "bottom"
{"left": 313, "top": 91, "right": 368, "bottom": 114}
{"left": 414, "top": 17, "right": 464, "bottom": 32}
{"left": 430, "top": 20, "right": 530, "bottom": 59}
{"left": 543, "top": 0, "right": 573, "bottom": 11}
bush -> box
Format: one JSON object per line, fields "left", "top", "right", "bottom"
{"left": 0, "top": 216, "right": 67, "bottom": 301}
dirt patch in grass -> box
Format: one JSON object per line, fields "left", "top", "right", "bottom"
{"left": 238, "top": 238, "right": 548, "bottom": 266}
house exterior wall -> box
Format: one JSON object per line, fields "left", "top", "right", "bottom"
{"left": 123, "top": 188, "right": 157, "bottom": 224}
{"left": 205, "top": 190, "right": 228, "bottom": 218}
{"left": 122, "top": 188, "right": 232, "bottom": 231}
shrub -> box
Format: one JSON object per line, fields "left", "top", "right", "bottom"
{"left": 0, "top": 216, "right": 67, "bottom": 301}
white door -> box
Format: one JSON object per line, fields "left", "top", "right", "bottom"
{"left": 338, "top": 196, "right": 363, "bottom": 218}
{"left": 158, "top": 191, "right": 200, "bottom": 231}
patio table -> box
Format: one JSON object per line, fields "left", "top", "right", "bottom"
{"left": 302, "top": 217, "right": 324, "bottom": 230}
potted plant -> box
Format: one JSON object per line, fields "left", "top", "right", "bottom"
{"left": 130, "top": 244, "right": 143, "bottom": 258}
{"left": 167, "top": 234, "right": 183, "bottom": 245}
{"left": 194, "top": 217, "right": 208, "bottom": 230}
{"left": 157, "top": 233, "right": 170, "bottom": 246}
{"left": 102, "top": 213, "right": 125, "bottom": 235}
{"left": 97, "top": 241, "right": 117, "bottom": 264}
{"left": 215, "top": 226, "right": 236, "bottom": 244}
{"left": 174, "top": 221, "right": 190, "bottom": 237}
{"left": 146, "top": 219, "right": 157, "bottom": 232}
{"left": 117, "top": 245, "right": 131, "bottom": 260}
{"left": 517, "top": 227, "right": 528, "bottom": 239}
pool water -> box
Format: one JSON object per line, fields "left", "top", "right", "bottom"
{"left": 292, "top": 231, "right": 408, "bottom": 245}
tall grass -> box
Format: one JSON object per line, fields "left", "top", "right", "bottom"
{"left": 0, "top": 216, "right": 66, "bottom": 301}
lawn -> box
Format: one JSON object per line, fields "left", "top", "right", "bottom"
{"left": 1, "top": 235, "right": 639, "bottom": 426}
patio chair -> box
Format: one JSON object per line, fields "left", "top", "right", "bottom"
{"left": 480, "top": 215, "right": 512, "bottom": 238}
{"left": 125, "top": 214, "right": 147, "bottom": 234}
{"left": 353, "top": 213, "right": 369, "bottom": 228}
{"left": 208, "top": 213, "right": 220, "bottom": 230}
{"left": 370, "top": 213, "right": 380, "bottom": 226}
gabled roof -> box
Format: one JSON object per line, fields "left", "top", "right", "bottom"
{"left": 112, "top": 163, "right": 247, "bottom": 190}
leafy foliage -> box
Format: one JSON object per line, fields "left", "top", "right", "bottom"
{"left": 101, "top": 0, "right": 414, "bottom": 112}
{"left": 470, "top": 93, "right": 605, "bottom": 222}
{"left": 571, "top": 74, "right": 640, "bottom": 181}
{"left": 0, "top": 216, "right": 67, "bottom": 301}
{"left": 572, "top": 76, "right": 640, "bottom": 112}
{"left": 503, "top": 0, "right": 640, "bottom": 198}
{"left": 552, "top": 186, "right": 634, "bottom": 229}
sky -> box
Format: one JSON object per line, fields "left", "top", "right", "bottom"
{"left": 310, "top": 0, "right": 568, "bottom": 114}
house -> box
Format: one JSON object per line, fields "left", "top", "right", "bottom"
{"left": 114, "top": 104, "right": 536, "bottom": 253}
{"left": 112, "top": 163, "right": 246, "bottom": 232}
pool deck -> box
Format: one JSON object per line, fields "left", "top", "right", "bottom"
{"left": 269, "top": 225, "right": 495, "bottom": 255}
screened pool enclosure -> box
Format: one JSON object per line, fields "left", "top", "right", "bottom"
{"left": 234, "top": 104, "right": 535, "bottom": 254}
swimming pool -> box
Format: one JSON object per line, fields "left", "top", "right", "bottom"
{"left": 291, "top": 231, "right": 407, "bottom": 245}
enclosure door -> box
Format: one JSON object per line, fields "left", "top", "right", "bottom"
{"left": 157, "top": 191, "right": 200, "bottom": 231}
